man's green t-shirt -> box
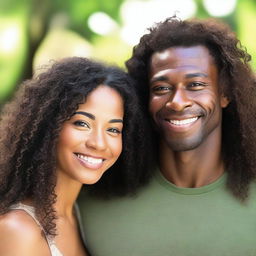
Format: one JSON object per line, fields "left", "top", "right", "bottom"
{"left": 78, "top": 171, "right": 256, "bottom": 256}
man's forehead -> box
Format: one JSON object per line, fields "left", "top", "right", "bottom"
{"left": 149, "top": 45, "right": 216, "bottom": 76}
{"left": 151, "top": 45, "right": 213, "bottom": 62}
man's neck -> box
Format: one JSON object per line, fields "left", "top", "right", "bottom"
{"left": 158, "top": 129, "right": 224, "bottom": 188}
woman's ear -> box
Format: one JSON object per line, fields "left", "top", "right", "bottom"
{"left": 220, "top": 95, "right": 229, "bottom": 108}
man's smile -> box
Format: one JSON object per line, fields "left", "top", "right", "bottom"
{"left": 165, "top": 117, "right": 199, "bottom": 126}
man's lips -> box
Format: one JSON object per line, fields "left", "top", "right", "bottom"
{"left": 165, "top": 116, "right": 199, "bottom": 126}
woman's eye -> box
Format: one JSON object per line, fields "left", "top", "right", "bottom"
{"left": 73, "top": 120, "right": 90, "bottom": 128}
{"left": 107, "top": 128, "right": 122, "bottom": 134}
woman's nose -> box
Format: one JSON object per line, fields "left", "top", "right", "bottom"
{"left": 85, "top": 130, "right": 107, "bottom": 151}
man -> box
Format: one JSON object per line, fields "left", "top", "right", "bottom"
{"left": 78, "top": 17, "right": 256, "bottom": 256}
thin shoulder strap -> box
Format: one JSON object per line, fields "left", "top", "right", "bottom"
{"left": 9, "top": 203, "right": 63, "bottom": 256}
{"left": 10, "top": 203, "right": 41, "bottom": 226}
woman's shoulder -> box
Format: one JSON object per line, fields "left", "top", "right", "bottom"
{"left": 0, "top": 210, "right": 51, "bottom": 256}
{"left": 0, "top": 209, "right": 41, "bottom": 234}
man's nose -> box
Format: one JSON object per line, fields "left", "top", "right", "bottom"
{"left": 85, "top": 129, "right": 107, "bottom": 151}
{"left": 165, "top": 88, "right": 192, "bottom": 112}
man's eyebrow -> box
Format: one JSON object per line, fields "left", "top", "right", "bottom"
{"left": 150, "top": 76, "right": 168, "bottom": 84}
{"left": 74, "top": 111, "right": 95, "bottom": 120}
{"left": 185, "top": 73, "right": 208, "bottom": 78}
{"left": 109, "top": 119, "right": 123, "bottom": 124}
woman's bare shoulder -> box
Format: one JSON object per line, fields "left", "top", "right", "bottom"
{"left": 0, "top": 210, "right": 51, "bottom": 256}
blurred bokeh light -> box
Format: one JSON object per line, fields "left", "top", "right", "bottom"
{"left": 120, "top": 0, "right": 197, "bottom": 45}
{"left": 203, "top": 0, "right": 237, "bottom": 17}
{"left": 0, "top": 0, "right": 255, "bottom": 105}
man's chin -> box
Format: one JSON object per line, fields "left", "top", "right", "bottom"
{"left": 164, "top": 136, "right": 203, "bottom": 152}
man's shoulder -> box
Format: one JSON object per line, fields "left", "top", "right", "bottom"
{"left": 249, "top": 180, "right": 256, "bottom": 198}
{"left": 79, "top": 174, "right": 159, "bottom": 207}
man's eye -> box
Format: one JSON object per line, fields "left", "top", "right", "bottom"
{"left": 152, "top": 85, "right": 172, "bottom": 94}
{"left": 188, "top": 82, "right": 207, "bottom": 89}
{"left": 73, "top": 120, "right": 90, "bottom": 128}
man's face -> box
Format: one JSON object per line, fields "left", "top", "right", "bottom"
{"left": 149, "top": 45, "right": 228, "bottom": 152}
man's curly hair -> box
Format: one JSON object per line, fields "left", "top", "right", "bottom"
{"left": 0, "top": 57, "right": 154, "bottom": 235}
{"left": 126, "top": 16, "right": 256, "bottom": 201}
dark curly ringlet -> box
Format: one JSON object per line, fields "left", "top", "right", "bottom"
{"left": 126, "top": 16, "right": 256, "bottom": 201}
{"left": 0, "top": 57, "right": 154, "bottom": 236}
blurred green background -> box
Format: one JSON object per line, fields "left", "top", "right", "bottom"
{"left": 0, "top": 0, "right": 255, "bottom": 105}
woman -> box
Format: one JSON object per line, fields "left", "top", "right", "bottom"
{"left": 0, "top": 57, "right": 153, "bottom": 255}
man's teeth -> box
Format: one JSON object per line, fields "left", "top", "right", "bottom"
{"left": 77, "top": 154, "right": 103, "bottom": 164}
{"left": 169, "top": 117, "right": 198, "bottom": 126}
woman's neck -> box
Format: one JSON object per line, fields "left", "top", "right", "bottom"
{"left": 53, "top": 170, "right": 83, "bottom": 218}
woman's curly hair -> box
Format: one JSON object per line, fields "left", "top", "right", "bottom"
{"left": 126, "top": 16, "right": 256, "bottom": 201}
{"left": 0, "top": 57, "right": 154, "bottom": 235}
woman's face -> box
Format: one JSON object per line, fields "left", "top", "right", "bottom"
{"left": 56, "top": 85, "right": 124, "bottom": 185}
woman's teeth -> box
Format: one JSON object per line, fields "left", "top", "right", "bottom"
{"left": 76, "top": 154, "right": 103, "bottom": 164}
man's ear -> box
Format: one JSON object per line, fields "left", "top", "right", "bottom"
{"left": 220, "top": 95, "right": 229, "bottom": 108}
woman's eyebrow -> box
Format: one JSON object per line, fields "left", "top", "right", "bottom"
{"left": 109, "top": 119, "right": 123, "bottom": 124}
{"left": 74, "top": 111, "right": 95, "bottom": 120}
{"left": 74, "top": 112, "right": 123, "bottom": 123}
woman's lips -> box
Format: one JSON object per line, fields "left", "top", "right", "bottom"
{"left": 74, "top": 153, "right": 105, "bottom": 170}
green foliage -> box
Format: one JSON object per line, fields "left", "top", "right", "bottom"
{"left": 0, "top": 0, "right": 256, "bottom": 104}
{"left": 236, "top": 0, "right": 256, "bottom": 70}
